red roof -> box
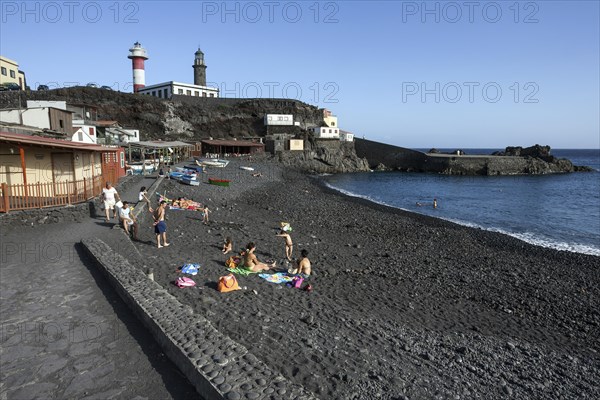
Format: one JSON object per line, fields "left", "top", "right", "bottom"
{"left": 0, "top": 131, "right": 119, "bottom": 152}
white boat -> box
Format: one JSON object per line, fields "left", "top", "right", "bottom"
{"left": 197, "top": 159, "right": 229, "bottom": 168}
{"left": 126, "top": 160, "right": 160, "bottom": 174}
{"left": 239, "top": 166, "right": 255, "bottom": 171}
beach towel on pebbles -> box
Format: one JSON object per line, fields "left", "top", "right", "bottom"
{"left": 181, "top": 264, "right": 200, "bottom": 275}
{"left": 228, "top": 267, "right": 258, "bottom": 276}
{"left": 258, "top": 272, "right": 294, "bottom": 284}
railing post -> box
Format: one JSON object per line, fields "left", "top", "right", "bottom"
{"left": 36, "top": 182, "right": 41, "bottom": 208}
{"left": 1, "top": 183, "right": 9, "bottom": 213}
{"left": 67, "top": 181, "right": 71, "bottom": 205}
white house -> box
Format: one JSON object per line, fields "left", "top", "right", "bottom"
{"left": 71, "top": 127, "right": 96, "bottom": 144}
{"left": 313, "top": 126, "right": 340, "bottom": 139}
{"left": 138, "top": 81, "right": 219, "bottom": 99}
{"left": 107, "top": 127, "right": 139, "bottom": 144}
{"left": 339, "top": 130, "right": 354, "bottom": 142}
{"left": 264, "top": 114, "right": 294, "bottom": 126}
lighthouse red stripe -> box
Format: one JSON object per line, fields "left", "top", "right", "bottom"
{"left": 132, "top": 58, "right": 145, "bottom": 70}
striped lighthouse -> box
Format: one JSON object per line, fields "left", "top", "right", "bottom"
{"left": 128, "top": 42, "right": 148, "bottom": 93}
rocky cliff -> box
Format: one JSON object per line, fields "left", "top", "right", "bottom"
{"left": 0, "top": 88, "right": 369, "bottom": 172}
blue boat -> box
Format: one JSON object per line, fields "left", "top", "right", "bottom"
{"left": 180, "top": 175, "right": 199, "bottom": 186}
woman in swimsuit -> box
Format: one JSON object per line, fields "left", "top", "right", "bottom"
{"left": 243, "top": 242, "right": 275, "bottom": 272}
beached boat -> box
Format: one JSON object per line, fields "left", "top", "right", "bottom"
{"left": 197, "top": 159, "right": 230, "bottom": 168}
{"left": 208, "top": 178, "right": 231, "bottom": 187}
{"left": 180, "top": 175, "right": 200, "bottom": 186}
{"left": 126, "top": 160, "right": 160, "bottom": 174}
{"left": 239, "top": 166, "right": 255, "bottom": 171}
{"left": 169, "top": 171, "right": 186, "bottom": 180}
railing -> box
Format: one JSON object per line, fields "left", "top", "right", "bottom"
{"left": 0, "top": 176, "right": 105, "bottom": 213}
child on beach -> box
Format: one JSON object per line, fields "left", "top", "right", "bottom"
{"left": 276, "top": 229, "right": 293, "bottom": 261}
{"left": 202, "top": 206, "right": 210, "bottom": 225}
{"left": 222, "top": 237, "right": 233, "bottom": 254}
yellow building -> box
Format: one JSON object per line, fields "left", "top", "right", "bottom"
{"left": 323, "top": 109, "right": 338, "bottom": 128}
{"left": 0, "top": 56, "right": 27, "bottom": 89}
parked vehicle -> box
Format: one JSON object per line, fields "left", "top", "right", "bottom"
{"left": 37, "top": 84, "right": 49, "bottom": 91}
{"left": 86, "top": 83, "right": 98, "bottom": 88}
{"left": 0, "top": 82, "right": 21, "bottom": 91}
{"left": 100, "top": 85, "right": 113, "bottom": 90}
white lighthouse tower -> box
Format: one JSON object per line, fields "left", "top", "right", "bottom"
{"left": 128, "top": 42, "right": 148, "bottom": 93}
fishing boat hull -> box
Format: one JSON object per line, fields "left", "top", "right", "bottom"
{"left": 181, "top": 176, "right": 200, "bottom": 186}
{"left": 208, "top": 178, "right": 231, "bottom": 187}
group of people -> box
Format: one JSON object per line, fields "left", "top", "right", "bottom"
{"left": 100, "top": 182, "right": 169, "bottom": 247}
{"left": 101, "top": 179, "right": 312, "bottom": 278}
{"left": 221, "top": 230, "right": 312, "bottom": 277}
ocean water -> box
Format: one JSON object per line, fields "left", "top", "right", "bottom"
{"left": 323, "top": 149, "right": 600, "bottom": 256}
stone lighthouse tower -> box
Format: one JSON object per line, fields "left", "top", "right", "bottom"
{"left": 193, "top": 48, "right": 207, "bottom": 86}
{"left": 128, "top": 42, "right": 149, "bottom": 93}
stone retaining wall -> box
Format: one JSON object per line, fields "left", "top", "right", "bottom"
{"left": 0, "top": 201, "right": 96, "bottom": 227}
{"left": 81, "top": 238, "right": 316, "bottom": 400}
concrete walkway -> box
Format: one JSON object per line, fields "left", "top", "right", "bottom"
{"left": 0, "top": 173, "right": 198, "bottom": 399}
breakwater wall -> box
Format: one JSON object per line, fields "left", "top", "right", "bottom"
{"left": 354, "top": 138, "right": 428, "bottom": 171}
{"left": 81, "top": 238, "right": 316, "bottom": 400}
{"left": 354, "top": 139, "right": 579, "bottom": 175}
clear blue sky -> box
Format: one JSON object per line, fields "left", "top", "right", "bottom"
{"left": 2, "top": 1, "right": 599, "bottom": 148}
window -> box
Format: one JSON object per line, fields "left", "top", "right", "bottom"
{"left": 203, "top": 92, "right": 207, "bottom": 97}
{"left": 331, "top": 122, "right": 335, "bottom": 126}
{"left": 152, "top": 91, "right": 156, "bottom": 97}
{"left": 329, "top": 129, "right": 332, "bottom": 133}
{"left": 78, "top": 132, "right": 83, "bottom": 141}
{"left": 209, "top": 93, "right": 214, "bottom": 97}
{"left": 178, "top": 89, "right": 183, "bottom": 94}
{"left": 120, "top": 152, "right": 125, "bottom": 168}
{"left": 195, "top": 91, "right": 200, "bottom": 96}
{"left": 186, "top": 90, "right": 191, "bottom": 95}
{"left": 164, "top": 89, "right": 168, "bottom": 98}
{"left": 158, "top": 91, "right": 162, "bottom": 98}
{"left": 89, "top": 127, "right": 95, "bottom": 136}
{"left": 1, "top": 67, "right": 6, "bottom": 76}
{"left": 10, "top": 70, "right": 15, "bottom": 78}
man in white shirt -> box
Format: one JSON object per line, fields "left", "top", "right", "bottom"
{"left": 119, "top": 201, "right": 138, "bottom": 239}
{"left": 101, "top": 182, "right": 120, "bottom": 222}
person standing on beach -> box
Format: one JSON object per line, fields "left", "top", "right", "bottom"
{"left": 276, "top": 229, "right": 293, "bottom": 261}
{"left": 138, "top": 186, "right": 153, "bottom": 213}
{"left": 202, "top": 206, "right": 210, "bottom": 225}
{"left": 153, "top": 200, "right": 170, "bottom": 248}
{"left": 101, "top": 182, "right": 120, "bottom": 222}
{"left": 433, "top": 198, "right": 438, "bottom": 209}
